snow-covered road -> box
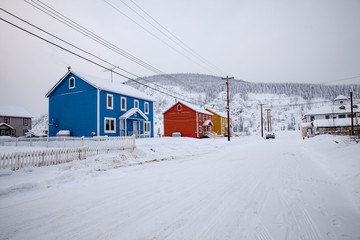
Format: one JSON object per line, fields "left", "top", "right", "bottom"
{"left": 0, "top": 132, "right": 359, "bottom": 239}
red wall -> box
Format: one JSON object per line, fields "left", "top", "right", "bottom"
{"left": 163, "top": 102, "right": 212, "bottom": 138}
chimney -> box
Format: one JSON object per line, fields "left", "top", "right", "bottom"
{"left": 67, "top": 66, "right": 71, "bottom": 72}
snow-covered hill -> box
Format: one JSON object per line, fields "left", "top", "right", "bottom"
{"left": 126, "top": 73, "right": 360, "bottom": 135}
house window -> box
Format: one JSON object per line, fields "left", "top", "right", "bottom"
{"left": 69, "top": 77, "right": 75, "bottom": 89}
{"left": 144, "top": 121, "right": 151, "bottom": 134}
{"left": 339, "top": 115, "right": 346, "bottom": 118}
{"left": 107, "top": 94, "right": 113, "bottom": 110}
{"left": 23, "top": 118, "right": 28, "bottom": 126}
{"left": 347, "top": 114, "right": 351, "bottom": 118}
{"left": 199, "top": 126, "right": 202, "bottom": 133}
{"left": 4, "top": 117, "right": 9, "bottom": 124}
{"left": 121, "top": 97, "right": 126, "bottom": 111}
{"left": 104, "top": 117, "right": 116, "bottom": 133}
{"left": 134, "top": 100, "right": 139, "bottom": 108}
{"left": 177, "top": 104, "right": 182, "bottom": 111}
{"left": 325, "top": 115, "right": 330, "bottom": 119}
{"left": 11, "top": 130, "right": 15, "bottom": 137}
{"left": 144, "top": 102, "right": 149, "bottom": 114}
{"left": 0, "top": 130, "right": 5, "bottom": 136}
{"left": 310, "top": 116, "right": 315, "bottom": 121}
{"left": 23, "top": 129, "right": 28, "bottom": 135}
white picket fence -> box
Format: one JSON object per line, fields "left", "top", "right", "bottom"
{"left": 0, "top": 136, "right": 136, "bottom": 149}
{"left": 0, "top": 136, "right": 136, "bottom": 170}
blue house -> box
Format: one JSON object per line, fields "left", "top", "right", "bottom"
{"left": 46, "top": 68, "right": 154, "bottom": 137}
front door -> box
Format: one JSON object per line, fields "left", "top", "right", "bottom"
{"left": 133, "top": 121, "right": 139, "bottom": 135}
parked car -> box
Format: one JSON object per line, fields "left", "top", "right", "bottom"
{"left": 265, "top": 132, "right": 275, "bottom": 139}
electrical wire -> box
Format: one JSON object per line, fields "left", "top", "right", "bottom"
{"left": 25, "top": 0, "right": 164, "bottom": 74}
{"left": 103, "top": 0, "right": 219, "bottom": 76}
{"left": 0, "top": 8, "right": 198, "bottom": 105}
{"left": 117, "top": 0, "right": 226, "bottom": 75}
{"left": 25, "top": 0, "right": 203, "bottom": 98}
{"left": 0, "top": 13, "right": 204, "bottom": 106}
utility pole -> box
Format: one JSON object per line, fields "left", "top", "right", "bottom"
{"left": 103, "top": 66, "right": 119, "bottom": 82}
{"left": 259, "top": 104, "right": 265, "bottom": 137}
{"left": 266, "top": 109, "right": 272, "bottom": 132}
{"left": 350, "top": 91, "right": 354, "bottom": 136}
{"left": 222, "top": 76, "right": 234, "bottom": 141}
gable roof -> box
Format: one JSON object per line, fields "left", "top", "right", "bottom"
{"left": 0, "top": 123, "right": 15, "bottom": 129}
{"left": 119, "top": 108, "right": 148, "bottom": 121}
{"left": 334, "top": 95, "right": 348, "bottom": 101}
{"left": 46, "top": 70, "right": 154, "bottom": 102}
{"left": 0, "top": 106, "right": 32, "bottom": 118}
{"left": 205, "top": 108, "right": 228, "bottom": 118}
{"left": 202, "top": 119, "right": 213, "bottom": 126}
{"left": 163, "top": 101, "right": 211, "bottom": 115}
{"left": 303, "top": 104, "right": 360, "bottom": 116}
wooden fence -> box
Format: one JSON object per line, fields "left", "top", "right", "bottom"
{"left": 0, "top": 136, "right": 136, "bottom": 149}
{"left": 0, "top": 136, "right": 136, "bottom": 170}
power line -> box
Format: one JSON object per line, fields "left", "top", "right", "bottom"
{"left": 118, "top": 0, "right": 226, "bottom": 75}
{"left": 103, "top": 0, "right": 220, "bottom": 76}
{"left": 25, "top": 0, "right": 164, "bottom": 74}
{"left": 25, "top": 0, "right": 202, "bottom": 101}
{"left": 0, "top": 8, "right": 195, "bottom": 103}
{"left": 322, "top": 74, "right": 360, "bottom": 84}
{"left": 0, "top": 12, "right": 202, "bottom": 106}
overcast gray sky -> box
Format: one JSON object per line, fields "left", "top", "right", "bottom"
{"left": 1, "top": 0, "right": 360, "bottom": 117}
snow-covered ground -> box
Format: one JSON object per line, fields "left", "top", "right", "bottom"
{"left": 0, "top": 132, "right": 359, "bottom": 239}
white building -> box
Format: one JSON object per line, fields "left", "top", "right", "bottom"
{"left": 301, "top": 95, "right": 360, "bottom": 137}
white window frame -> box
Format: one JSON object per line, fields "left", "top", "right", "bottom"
{"left": 199, "top": 126, "right": 202, "bottom": 133}
{"left": 144, "top": 121, "right": 151, "bottom": 134}
{"left": 23, "top": 118, "right": 28, "bottom": 126}
{"left": 177, "top": 104, "right": 182, "bottom": 111}
{"left": 144, "top": 102, "right": 149, "bottom": 114}
{"left": 121, "top": 97, "right": 127, "bottom": 111}
{"left": 107, "top": 94, "right": 113, "bottom": 110}
{"left": 104, "top": 117, "right": 116, "bottom": 133}
{"left": 69, "top": 77, "right": 75, "bottom": 89}
{"left": 134, "top": 99, "right": 139, "bottom": 109}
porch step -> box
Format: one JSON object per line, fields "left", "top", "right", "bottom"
{"left": 205, "top": 131, "right": 217, "bottom": 138}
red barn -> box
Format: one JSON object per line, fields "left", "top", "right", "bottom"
{"left": 163, "top": 101, "right": 213, "bottom": 138}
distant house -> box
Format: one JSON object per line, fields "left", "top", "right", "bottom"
{"left": 163, "top": 101, "right": 213, "bottom": 138}
{"left": 46, "top": 67, "right": 154, "bottom": 137}
{"left": 301, "top": 95, "right": 360, "bottom": 137}
{"left": 0, "top": 106, "right": 32, "bottom": 137}
{"left": 205, "top": 108, "right": 232, "bottom": 136}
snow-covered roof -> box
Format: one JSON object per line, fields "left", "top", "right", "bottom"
{"left": 47, "top": 70, "right": 154, "bottom": 102}
{"left": 313, "top": 118, "right": 358, "bottom": 128}
{"left": 206, "top": 108, "right": 227, "bottom": 118}
{"left": 334, "top": 95, "right": 348, "bottom": 101}
{"left": 0, "top": 123, "right": 14, "bottom": 129}
{"left": 119, "top": 108, "right": 148, "bottom": 121}
{"left": 202, "top": 120, "right": 213, "bottom": 126}
{"left": 177, "top": 101, "right": 212, "bottom": 115}
{"left": 74, "top": 71, "right": 154, "bottom": 102}
{"left": 300, "top": 122, "right": 312, "bottom": 128}
{"left": 304, "top": 104, "right": 360, "bottom": 116}
{"left": 0, "top": 106, "right": 32, "bottom": 118}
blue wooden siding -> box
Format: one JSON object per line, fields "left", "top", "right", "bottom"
{"left": 48, "top": 74, "right": 97, "bottom": 137}
{"left": 99, "top": 90, "right": 154, "bottom": 137}
{"left": 48, "top": 72, "right": 154, "bottom": 137}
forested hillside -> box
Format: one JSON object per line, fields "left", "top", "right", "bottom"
{"left": 126, "top": 73, "right": 360, "bottom": 135}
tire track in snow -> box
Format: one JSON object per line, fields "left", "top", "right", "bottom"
{"left": 276, "top": 149, "right": 324, "bottom": 240}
